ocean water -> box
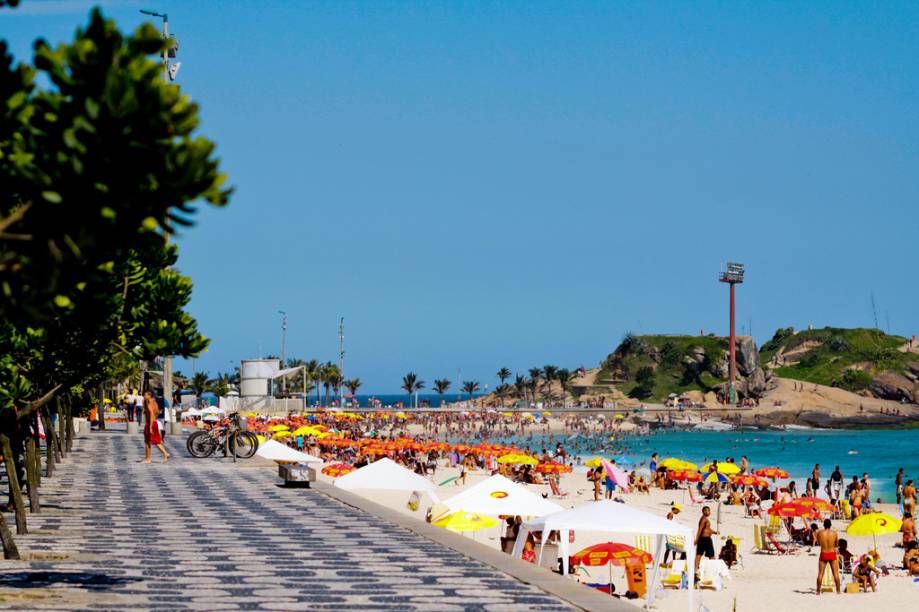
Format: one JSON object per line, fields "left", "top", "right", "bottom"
{"left": 463, "top": 428, "right": 919, "bottom": 502}
{"left": 340, "top": 393, "right": 483, "bottom": 407}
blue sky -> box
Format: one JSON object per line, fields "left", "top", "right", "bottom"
{"left": 5, "top": 1, "right": 918, "bottom": 392}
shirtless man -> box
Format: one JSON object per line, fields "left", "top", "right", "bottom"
{"left": 694, "top": 506, "right": 718, "bottom": 575}
{"left": 904, "top": 480, "right": 917, "bottom": 517}
{"left": 815, "top": 518, "right": 840, "bottom": 594}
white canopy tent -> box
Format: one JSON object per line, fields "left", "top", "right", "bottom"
{"left": 255, "top": 440, "right": 323, "bottom": 464}
{"left": 334, "top": 458, "right": 440, "bottom": 503}
{"left": 511, "top": 500, "right": 695, "bottom": 610}
{"left": 442, "top": 474, "right": 563, "bottom": 517}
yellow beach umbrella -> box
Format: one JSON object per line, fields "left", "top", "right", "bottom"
{"left": 584, "top": 457, "right": 608, "bottom": 468}
{"left": 394, "top": 412, "right": 407, "bottom": 419}
{"left": 660, "top": 458, "right": 697, "bottom": 471}
{"left": 433, "top": 511, "right": 498, "bottom": 532}
{"left": 256, "top": 435, "right": 267, "bottom": 444}
{"left": 542, "top": 411, "right": 552, "bottom": 416}
{"left": 701, "top": 462, "right": 740, "bottom": 475}
{"left": 614, "top": 413, "right": 625, "bottom": 419}
{"left": 268, "top": 424, "right": 289, "bottom": 432}
{"left": 497, "top": 453, "right": 538, "bottom": 465}
{"left": 847, "top": 513, "right": 902, "bottom": 549}
{"left": 244, "top": 412, "right": 258, "bottom": 418}
{"left": 502, "top": 412, "right": 513, "bottom": 417}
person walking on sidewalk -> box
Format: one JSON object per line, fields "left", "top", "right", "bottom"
{"left": 143, "top": 391, "right": 170, "bottom": 464}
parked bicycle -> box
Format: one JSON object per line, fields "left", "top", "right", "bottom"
{"left": 186, "top": 412, "right": 259, "bottom": 459}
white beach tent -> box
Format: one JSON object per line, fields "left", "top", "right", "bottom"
{"left": 255, "top": 440, "right": 323, "bottom": 464}
{"left": 334, "top": 458, "right": 440, "bottom": 503}
{"left": 511, "top": 500, "right": 696, "bottom": 610}
{"left": 442, "top": 474, "right": 563, "bottom": 517}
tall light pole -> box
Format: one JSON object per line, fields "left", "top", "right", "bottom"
{"left": 278, "top": 310, "right": 287, "bottom": 392}
{"left": 719, "top": 262, "right": 745, "bottom": 404}
{"left": 338, "top": 317, "right": 345, "bottom": 407}
{"left": 141, "top": 8, "right": 180, "bottom": 422}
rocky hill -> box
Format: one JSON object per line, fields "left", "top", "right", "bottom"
{"left": 597, "top": 333, "right": 774, "bottom": 402}
{"left": 760, "top": 326, "right": 919, "bottom": 403}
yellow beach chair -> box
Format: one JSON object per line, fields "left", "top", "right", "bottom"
{"left": 753, "top": 524, "right": 773, "bottom": 553}
{"left": 767, "top": 514, "right": 782, "bottom": 536}
{"left": 820, "top": 568, "right": 840, "bottom": 593}
{"left": 635, "top": 535, "right": 654, "bottom": 557}
{"left": 661, "top": 560, "right": 686, "bottom": 588}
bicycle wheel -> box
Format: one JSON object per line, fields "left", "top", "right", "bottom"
{"left": 186, "top": 430, "right": 217, "bottom": 458}
{"left": 232, "top": 431, "right": 259, "bottom": 459}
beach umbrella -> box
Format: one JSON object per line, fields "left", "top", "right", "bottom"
{"left": 268, "top": 424, "right": 290, "bottom": 432}
{"left": 614, "top": 413, "right": 626, "bottom": 420}
{"left": 704, "top": 471, "right": 730, "bottom": 484}
{"left": 585, "top": 457, "right": 611, "bottom": 468}
{"left": 536, "top": 462, "right": 572, "bottom": 474}
{"left": 667, "top": 469, "right": 702, "bottom": 482}
{"left": 497, "top": 453, "right": 538, "bottom": 465}
{"left": 542, "top": 411, "right": 552, "bottom": 416}
{"left": 701, "top": 462, "right": 741, "bottom": 475}
{"left": 846, "top": 513, "right": 902, "bottom": 550}
{"left": 660, "top": 458, "right": 697, "bottom": 471}
{"left": 795, "top": 497, "right": 834, "bottom": 513}
{"left": 273, "top": 431, "right": 292, "bottom": 439}
{"left": 768, "top": 501, "right": 819, "bottom": 518}
{"left": 433, "top": 511, "right": 497, "bottom": 533}
{"left": 571, "top": 541, "right": 653, "bottom": 568}
{"left": 753, "top": 467, "right": 789, "bottom": 479}
{"left": 321, "top": 463, "right": 355, "bottom": 477}
{"left": 732, "top": 474, "right": 768, "bottom": 488}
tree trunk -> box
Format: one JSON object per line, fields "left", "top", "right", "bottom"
{"left": 57, "top": 397, "right": 66, "bottom": 456}
{"left": 31, "top": 413, "right": 41, "bottom": 489}
{"left": 0, "top": 434, "right": 27, "bottom": 535}
{"left": 41, "top": 408, "right": 55, "bottom": 478}
{"left": 0, "top": 512, "right": 19, "bottom": 560}
{"left": 65, "top": 397, "right": 73, "bottom": 454}
{"left": 24, "top": 436, "right": 39, "bottom": 513}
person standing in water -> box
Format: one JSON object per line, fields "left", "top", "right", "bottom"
{"left": 143, "top": 390, "right": 170, "bottom": 464}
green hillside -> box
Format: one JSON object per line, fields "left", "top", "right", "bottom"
{"left": 760, "top": 327, "right": 918, "bottom": 393}
{"left": 598, "top": 334, "right": 730, "bottom": 401}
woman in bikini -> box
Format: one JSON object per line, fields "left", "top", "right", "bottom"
{"left": 143, "top": 391, "right": 170, "bottom": 464}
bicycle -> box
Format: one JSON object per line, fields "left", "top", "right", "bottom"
{"left": 186, "top": 412, "right": 259, "bottom": 460}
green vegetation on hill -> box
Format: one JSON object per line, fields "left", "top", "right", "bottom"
{"left": 760, "top": 327, "right": 917, "bottom": 391}
{"left": 599, "top": 334, "right": 729, "bottom": 401}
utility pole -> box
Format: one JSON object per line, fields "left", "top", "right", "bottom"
{"left": 278, "top": 310, "right": 288, "bottom": 392}
{"left": 719, "top": 262, "right": 745, "bottom": 404}
{"left": 141, "top": 8, "right": 180, "bottom": 423}
{"left": 338, "top": 318, "right": 345, "bottom": 408}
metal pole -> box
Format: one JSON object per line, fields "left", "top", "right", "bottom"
{"left": 338, "top": 317, "right": 345, "bottom": 408}
{"left": 729, "top": 282, "right": 737, "bottom": 400}
{"left": 279, "top": 310, "right": 287, "bottom": 392}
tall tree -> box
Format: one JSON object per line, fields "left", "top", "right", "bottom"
{"left": 496, "top": 367, "right": 511, "bottom": 385}
{"left": 344, "top": 378, "right": 362, "bottom": 396}
{"left": 401, "top": 372, "right": 424, "bottom": 408}
{"left": 433, "top": 378, "right": 451, "bottom": 407}
{"left": 461, "top": 380, "right": 480, "bottom": 400}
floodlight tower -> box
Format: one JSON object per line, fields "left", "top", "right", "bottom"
{"left": 719, "top": 262, "right": 745, "bottom": 403}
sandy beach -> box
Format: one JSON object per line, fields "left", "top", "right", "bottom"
{"left": 314, "top": 426, "right": 917, "bottom": 611}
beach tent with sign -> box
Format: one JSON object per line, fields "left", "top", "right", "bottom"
{"left": 334, "top": 458, "right": 440, "bottom": 502}
{"left": 442, "top": 474, "right": 563, "bottom": 517}
{"left": 512, "top": 500, "right": 696, "bottom": 610}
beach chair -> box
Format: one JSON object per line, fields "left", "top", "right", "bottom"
{"left": 820, "top": 568, "right": 841, "bottom": 593}
{"left": 753, "top": 525, "right": 773, "bottom": 554}
{"left": 661, "top": 560, "right": 686, "bottom": 589}
{"left": 687, "top": 485, "right": 703, "bottom": 505}
{"left": 548, "top": 477, "right": 569, "bottom": 498}
{"left": 766, "top": 514, "right": 783, "bottom": 536}
{"left": 698, "top": 559, "right": 727, "bottom": 590}
{"left": 634, "top": 535, "right": 653, "bottom": 557}
{"left": 839, "top": 499, "right": 853, "bottom": 520}
{"left": 723, "top": 536, "right": 744, "bottom": 569}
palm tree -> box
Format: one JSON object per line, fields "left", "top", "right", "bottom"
{"left": 542, "top": 364, "right": 559, "bottom": 398}
{"left": 556, "top": 368, "right": 572, "bottom": 403}
{"left": 344, "top": 378, "right": 362, "bottom": 396}
{"left": 401, "top": 372, "right": 425, "bottom": 408}
{"left": 433, "top": 379, "right": 451, "bottom": 407}
{"left": 514, "top": 374, "right": 527, "bottom": 402}
{"left": 326, "top": 370, "right": 343, "bottom": 406}
{"left": 191, "top": 372, "right": 209, "bottom": 396}
{"left": 462, "top": 380, "right": 480, "bottom": 400}
{"left": 320, "top": 362, "right": 340, "bottom": 406}
{"left": 528, "top": 367, "right": 542, "bottom": 401}
{"left": 303, "top": 359, "right": 321, "bottom": 407}
{"left": 496, "top": 367, "right": 511, "bottom": 386}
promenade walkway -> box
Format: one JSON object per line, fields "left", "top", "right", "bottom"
{"left": 0, "top": 427, "right": 578, "bottom": 610}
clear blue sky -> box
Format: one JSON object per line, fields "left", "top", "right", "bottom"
{"left": 5, "top": 1, "right": 918, "bottom": 392}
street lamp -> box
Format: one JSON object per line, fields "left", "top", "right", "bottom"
{"left": 278, "top": 310, "right": 287, "bottom": 392}
{"left": 719, "top": 262, "right": 746, "bottom": 403}
{"left": 139, "top": 9, "right": 180, "bottom": 81}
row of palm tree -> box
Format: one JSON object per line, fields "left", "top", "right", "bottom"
{"left": 399, "top": 364, "right": 576, "bottom": 407}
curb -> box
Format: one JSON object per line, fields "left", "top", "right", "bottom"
{"left": 316, "top": 482, "right": 632, "bottom": 611}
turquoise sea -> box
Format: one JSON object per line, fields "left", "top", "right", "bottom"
{"left": 468, "top": 429, "right": 919, "bottom": 503}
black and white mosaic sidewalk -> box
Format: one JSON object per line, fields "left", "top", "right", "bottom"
{"left": 0, "top": 427, "right": 572, "bottom": 610}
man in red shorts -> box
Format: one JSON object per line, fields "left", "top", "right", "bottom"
{"left": 816, "top": 518, "right": 840, "bottom": 594}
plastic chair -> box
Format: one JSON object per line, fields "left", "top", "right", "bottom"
{"left": 661, "top": 560, "right": 686, "bottom": 588}
{"left": 698, "top": 559, "right": 724, "bottom": 590}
